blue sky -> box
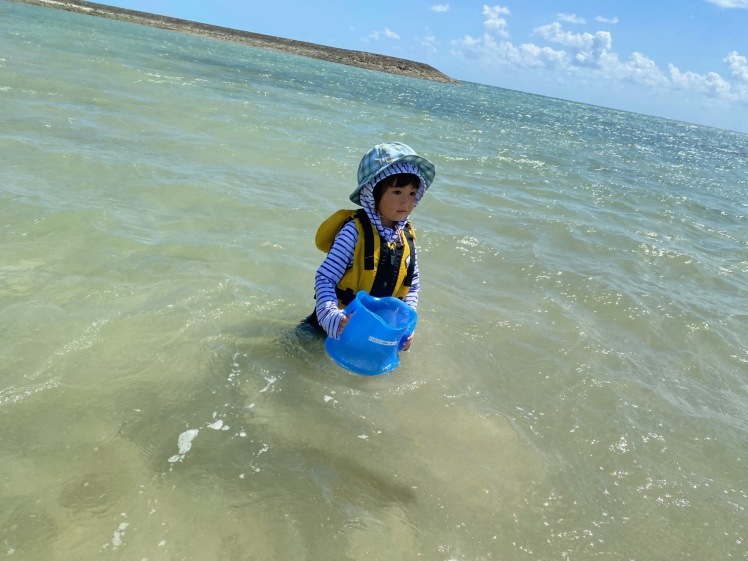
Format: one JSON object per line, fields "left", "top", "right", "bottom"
{"left": 105, "top": 0, "right": 748, "bottom": 133}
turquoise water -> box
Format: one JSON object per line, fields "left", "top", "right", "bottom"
{"left": 2, "top": 1, "right": 747, "bottom": 559}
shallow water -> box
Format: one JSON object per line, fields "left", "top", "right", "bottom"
{"left": 1, "top": 1, "right": 747, "bottom": 559}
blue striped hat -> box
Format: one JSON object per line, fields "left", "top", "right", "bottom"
{"left": 350, "top": 142, "right": 436, "bottom": 205}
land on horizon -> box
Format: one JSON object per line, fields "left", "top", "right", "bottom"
{"left": 10, "top": 0, "right": 460, "bottom": 85}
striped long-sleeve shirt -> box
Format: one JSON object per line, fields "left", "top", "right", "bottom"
{"left": 314, "top": 220, "right": 420, "bottom": 339}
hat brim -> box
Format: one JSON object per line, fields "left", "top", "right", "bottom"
{"left": 349, "top": 155, "right": 436, "bottom": 205}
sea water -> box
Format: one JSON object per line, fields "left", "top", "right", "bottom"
{"left": 1, "top": 1, "right": 747, "bottom": 559}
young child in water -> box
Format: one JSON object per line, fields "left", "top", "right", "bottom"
{"left": 305, "top": 142, "right": 436, "bottom": 350}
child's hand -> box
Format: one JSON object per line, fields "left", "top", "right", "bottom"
{"left": 337, "top": 311, "right": 352, "bottom": 337}
{"left": 401, "top": 333, "right": 414, "bottom": 351}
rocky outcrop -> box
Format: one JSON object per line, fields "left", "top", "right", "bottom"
{"left": 13, "top": 0, "right": 460, "bottom": 84}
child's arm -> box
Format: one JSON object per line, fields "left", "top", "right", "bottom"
{"left": 314, "top": 221, "right": 358, "bottom": 338}
{"left": 401, "top": 250, "right": 419, "bottom": 351}
{"left": 403, "top": 254, "right": 420, "bottom": 311}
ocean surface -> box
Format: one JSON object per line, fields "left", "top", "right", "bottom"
{"left": 2, "top": 2, "right": 747, "bottom": 560}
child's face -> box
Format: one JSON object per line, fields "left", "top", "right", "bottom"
{"left": 377, "top": 181, "right": 418, "bottom": 228}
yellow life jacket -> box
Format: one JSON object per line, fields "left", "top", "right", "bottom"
{"left": 315, "top": 209, "right": 416, "bottom": 306}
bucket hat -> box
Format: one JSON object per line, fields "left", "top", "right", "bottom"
{"left": 350, "top": 142, "right": 436, "bottom": 205}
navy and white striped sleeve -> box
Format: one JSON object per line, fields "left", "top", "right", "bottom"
{"left": 314, "top": 220, "right": 358, "bottom": 338}
{"left": 403, "top": 249, "right": 420, "bottom": 311}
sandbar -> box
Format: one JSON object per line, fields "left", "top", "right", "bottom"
{"left": 11, "top": 0, "right": 460, "bottom": 85}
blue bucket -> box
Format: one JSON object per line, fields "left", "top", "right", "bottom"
{"left": 325, "top": 291, "right": 418, "bottom": 376}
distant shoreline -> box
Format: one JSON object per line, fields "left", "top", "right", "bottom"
{"left": 11, "top": 0, "right": 460, "bottom": 85}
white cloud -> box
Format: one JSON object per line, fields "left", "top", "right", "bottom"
{"left": 368, "top": 28, "right": 400, "bottom": 41}
{"left": 705, "top": 0, "right": 748, "bottom": 8}
{"left": 430, "top": 3, "right": 450, "bottom": 12}
{"left": 557, "top": 13, "right": 586, "bottom": 25}
{"left": 725, "top": 51, "right": 748, "bottom": 81}
{"left": 482, "top": 5, "right": 510, "bottom": 38}
{"left": 595, "top": 16, "right": 619, "bottom": 24}
{"left": 533, "top": 22, "right": 612, "bottom": 68}
{"left": 535, "top": 22, "right": 612, "bottom": 51}
{"left": 455, "top": 35, "right": 565, "bottom": 69}
{"left": 669, "top": 65, "right": 737, "bottom": 99}
{"left": 509, "top": 43, "right": 567, "bottom": 68}
{"left": 614, "top": 52, "right": 669, "bottom": 87}
{"left": 454, "top": 5, "right": 745, "bottom": 104}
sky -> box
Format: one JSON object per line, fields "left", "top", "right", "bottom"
{"left": 104, "top": 0, "right": 748, "bottom": 134}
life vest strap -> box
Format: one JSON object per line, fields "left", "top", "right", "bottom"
{"left": 335, "top": 287, "right": 357, "bottom": 306}
{"left": 403, "top": 226, "right": 415, "bottom": 287}
{"left": 355, "top": 209, "right": 375, "bottom": 270}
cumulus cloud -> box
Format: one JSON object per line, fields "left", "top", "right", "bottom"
{"left": 457, "top": 33, "right": 566, "bottom": 69}
{"left": 725, "top": 51, "right": 748, "bottom": 81}
{"left": 430, "top": 3, "right": 450, "bottom": 12}
{"left": 705, "top": 0, "right": 748, "bottom": 7}
{"left": 454, "top": 4, "right": 747, "bottom": 103}
{"left": 508, "top": 43, "right": 567, "bottom": 68}
{"left": 535, "top": 22, "right": 611, "bottom": 51}
{"left": 533, "top": 22, "right": 613, "bottom": 68}
{"left": 669, "top": 65, "right": 737, "bottom": 99}
{"left": 595, "top": 16, "right": 619, "bottom": 24}
{"left": 483, "top": 5, "right": 511, "bottom": 38}
{"left": 614, "top": 52, "right": 668, "bottom": 87}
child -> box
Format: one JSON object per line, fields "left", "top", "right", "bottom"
{"left": 305, "top": 142, "right": 436, "bottom": 350}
